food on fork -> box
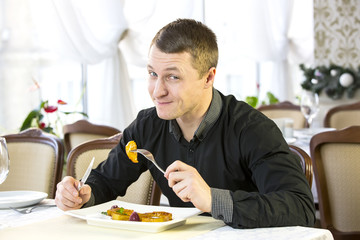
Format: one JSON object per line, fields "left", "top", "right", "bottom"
{"left": 104, "top": 205, "right": 173, "bottom": 222}
{"left": 126, "top": 140, "right": 138, "bottom": 163}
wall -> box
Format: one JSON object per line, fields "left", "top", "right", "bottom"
{"left": 312, "top": 0, "right": 360, "bottom": 127}
{"left": 314, "top": 0, "right": 360, "bottom": 69}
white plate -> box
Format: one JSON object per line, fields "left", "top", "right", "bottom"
{"left": 0, "top": 191, "right": 48, "bottom": 209}
{"left": 65, "top": 200, "right": 202, "bottom": 233}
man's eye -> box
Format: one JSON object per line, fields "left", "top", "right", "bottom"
{"left": 169, "top": 75, "right": 179, "bottom": 80}
{"left": 149, "top": 71, "right": 157, "bottom": 77}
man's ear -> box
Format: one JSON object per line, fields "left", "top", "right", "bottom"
{"left": 205, "top": 67, "right": 216, "bottom": 88}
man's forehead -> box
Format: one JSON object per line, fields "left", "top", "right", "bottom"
{"left": 147, "top": 64, "right": 181, "bottom": 73}
{"left": 147, "top": 48, "right": 192, "bottom": 70}
{"left": 149, "top": 45, "right": 191, "bottom": 59}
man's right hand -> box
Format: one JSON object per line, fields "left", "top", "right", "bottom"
{"left": 55, "top": 176, "right": 91, "bottom": 211}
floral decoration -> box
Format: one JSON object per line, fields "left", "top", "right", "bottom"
{"left": 20, "top": 79, "right": 87, "bottom": 137}
{"left": 300, "top": 64, "right": 360, "bottom": 100}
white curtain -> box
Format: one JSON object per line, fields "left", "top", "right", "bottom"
{"left": 120, "top": 0, "right": 204, "bottom": 67}
{"left": 232, "top": 0, "right": 313, "bottom": 101}
{"left": 24, "top": 0, "right": 312, "bottom": 131}
{"left": 30, "top": 0, "right": 135, "bottom": 130}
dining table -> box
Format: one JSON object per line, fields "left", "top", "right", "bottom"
{"left": 0, "top": 198, "right": 334, "bottom": 240}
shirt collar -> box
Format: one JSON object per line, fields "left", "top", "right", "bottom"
{"left": 169, "top": 88, "right": 222, "bottom": 141}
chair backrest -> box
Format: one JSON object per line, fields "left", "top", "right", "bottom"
{"left": 310, "top": 126, "right": 360, "bottom": 239}
{"left": 66, "top": 133, "right": 161, "bottom": 206}
{"left": 323, "top": 101, "right": 360, "bottom": 130}
{"left": 0, "top": 128, "right": 64, "bottom": 198}
{"left": 289, "top": 145, "right": 313, "bottom": 187}
{"left": 257, "top": 101, "right": 306, "bottom": 129}
{"left": 63, "top": 119, "right": 121, "bottom": 155}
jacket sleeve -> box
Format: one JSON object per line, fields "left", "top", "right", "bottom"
{"left": 229, "top": 153, "right": 316, "bottom": 228}
{"left": 86, "top": 131, "right": 148, "bottom": 205}
{"left": 227, "top": 117, "right": 315, "bottom": 228}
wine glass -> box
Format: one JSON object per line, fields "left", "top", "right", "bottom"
{"left": 0, "top": 137, "right": 10, "bottom": 184}
{"left": 300, "top": 90, "right": 319, "bottom": 131}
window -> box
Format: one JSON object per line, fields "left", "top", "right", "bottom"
{"left": 0, "top": 0, "right": 312, "bottom": 134}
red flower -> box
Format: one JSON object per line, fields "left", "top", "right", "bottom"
{"left": 57, "top": 99, "right": 67, "bottom": 105}
{"left": 44, "top": 105, "right": 58, "bottom": 113}
{"left": 39, "top": 122, "right": 46, "bottom": 129}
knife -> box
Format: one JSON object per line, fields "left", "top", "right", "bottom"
{"left": 77, "top": 157, "right": 95, "bottom": 191}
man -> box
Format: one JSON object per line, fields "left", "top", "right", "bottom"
{"left": 55, "top": 18, "right": 315, "bottom": 228}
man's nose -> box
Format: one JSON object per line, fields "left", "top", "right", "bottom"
{"left": 153, "top": 78, "right": 167, "bottom": 97}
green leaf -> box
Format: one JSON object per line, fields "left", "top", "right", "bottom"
{"left": 266, "top": 92, "right": 279, "bottom": 105}
{"left": 116, "top": 207, "right": 125, "bottom": 215}
{"left": 245, "top": 96, "right": 258, "bottom": 108}
{"left": 20, "top": 110, "right": 40, "bottom": 131}
{"left": 42, "top": 126, "right": 53, "bottom": 133}
{"left": 40, "top": 100, "right": 48, "bottom": 109}
{"left": 61, "top": 111, "right": 88, "bottom": 118}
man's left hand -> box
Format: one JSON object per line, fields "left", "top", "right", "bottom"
{"left": 164, "top": 160, "right": 211, "bottom": 212}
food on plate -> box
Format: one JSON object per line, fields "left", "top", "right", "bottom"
{"left": 106, "top": 206, "right": 134, "bottom": 221}
{"left": 129, "top": 211, "right": 141, "bottom": 221}
{"left": 104, "top": 205, "right": 173, "bottom": 222}
{"left": 126, "top": 140, "right": 138, "bottom": 163}
{"left": 139, "top": 211, "right": 173, "bottom": 222}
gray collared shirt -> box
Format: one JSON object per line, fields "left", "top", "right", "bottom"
{"left": 168, "top": 88, "right": 233, "bottom": 222}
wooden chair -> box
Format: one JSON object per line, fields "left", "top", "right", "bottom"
{"left": 324, "top": 101, "right": 360, "bottom": 130}
{"left": 310, "top": 126, "right": 360, "bottom": 239}
{"left": 66, "top": 133, "right": 161, "bottom": 206}
{"left": 257, "top": 101, "right": 306, "bottom": 129}
{"left": 289, "top": 145, "right": 313, "bottom": 187}
{"left": 63, "top": 119, "right": 121, "bottom": 155}
{"left": 0, "top": 128, "right": 64, "bottom": 198}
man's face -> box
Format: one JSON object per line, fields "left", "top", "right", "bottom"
{"left": 147, "top": 46, "right": 210, "bottom": 121}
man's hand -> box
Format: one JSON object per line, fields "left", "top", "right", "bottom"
{"left": 164, "top": 160, "right": 211, "bottom": 212}
{"left": 55, "top": 176, "right": 91, "bottom": 211}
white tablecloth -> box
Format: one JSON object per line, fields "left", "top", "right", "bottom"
{"left": 0, "top": 199, "right": 62, "bottom": 229}
{"left": 0, "top": 199, "right": 333, "bottom": 240}
{"left": 190, "top": 225, "right": 334, "bottom": 240}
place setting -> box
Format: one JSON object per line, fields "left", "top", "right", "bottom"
{"left": 0, "top": 138, "right": 60, "bottom": 229}
{"left": 0, "top": 137, "right": 51, "bottom": 210}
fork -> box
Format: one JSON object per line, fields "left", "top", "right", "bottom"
{"left": 9, "top": 204, "right": 56, "bottom": 214}
{"left": 130, "top": 149, "right": 165, "bottom": 174}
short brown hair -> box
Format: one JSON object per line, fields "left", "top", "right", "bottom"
{"left": 150, "top": 19, "right": 218, "bottom": 78}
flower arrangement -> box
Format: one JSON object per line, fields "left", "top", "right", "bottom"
{"left": 20, "top": 79, "right": 87, "bottom": 137}
{"left": 300, "top": 64, "right": 360, "bottom": 100}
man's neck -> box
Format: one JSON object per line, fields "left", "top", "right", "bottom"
{"left": 176, "top": 117, "right": 204, "bottom": 142}
{"left": 176, "top": 92, "right": 213, "bottom": 142}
